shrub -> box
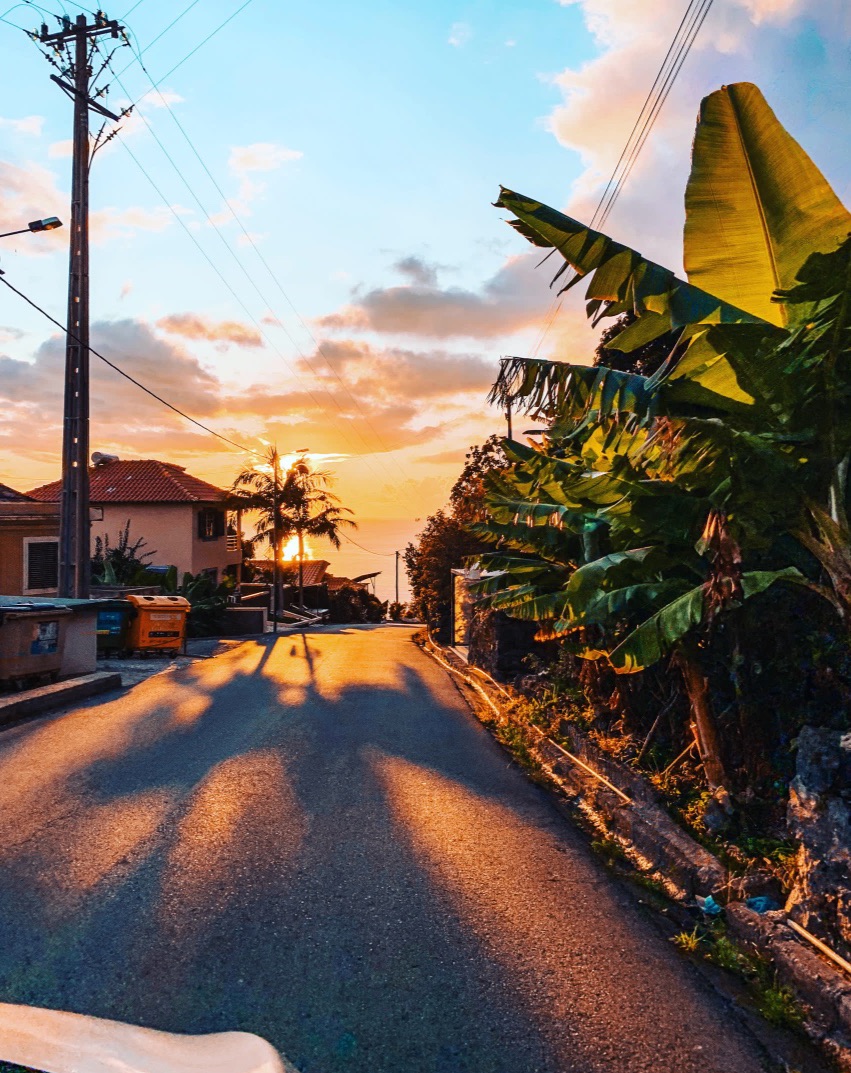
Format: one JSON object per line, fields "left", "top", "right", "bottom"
{"left": 327, "top": 584, "right": 386, "bottom": 624}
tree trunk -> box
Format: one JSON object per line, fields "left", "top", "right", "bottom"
{"left": 298, "top": 529, "right": 305, "bottom": 609}
{"left": 675, "top": 640, "right": 730, "bottom": 797}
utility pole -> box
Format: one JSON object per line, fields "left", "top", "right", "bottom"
{"left": 40, "top": 12, "right": 123, "bottom": 597}
{"left": 395, "top": 550, "right": 400, "bottom": 605}
{"left": 272, "top": 447, "right": 280, "bottom": 634}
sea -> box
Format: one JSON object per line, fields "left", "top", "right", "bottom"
{"left": 309, "top": 517, "right": 424, "bottom": 604}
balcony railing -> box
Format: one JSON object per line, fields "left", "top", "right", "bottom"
{"left": 226, "top": 534, "right": 239, "bottom": 552}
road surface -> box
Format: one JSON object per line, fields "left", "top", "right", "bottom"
{"left": 0, "top": 626, "right": 783, "bottom": 1072}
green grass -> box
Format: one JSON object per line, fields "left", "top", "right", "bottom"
{"left": 590, "top": 836, "right": 627, "bottom": 865}
{"left": 756, "top": 982, "right": 806, "bottom": 1030}
{"left": 674, "top": 922, "right": 808, "bottom": 1034}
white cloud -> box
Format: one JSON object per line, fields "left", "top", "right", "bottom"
{"left": 0, "top": 116, "right": 44, "bottom": 136}
{"left": 0, "top": 161, "right": 66, "bottom": 256}
{"left": 206, "top": 143, "right": 303, "bottom": 225}
{"left": 448, "top": 22, "right": 472, "bottom": 47}
{"left": 89, "top": 204, "right": 190, "bottom": 243}
{"left": 229, "top": 143, "right": 303, "bottom": 174}
{"left": 546, "top": 0, "right": 851, "bottom": 275}
{"left": 48, "top": 140, "right": 73, "bottom": 159}
{"left": 138, "top": 88, "right": 185, "bottom": 109}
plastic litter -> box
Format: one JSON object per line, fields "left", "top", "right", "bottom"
{"left": 696, "top": 894, "right": 723, "bottom": 916}
{"left": 745, "top": 895, "right": 781, "bottom": 914}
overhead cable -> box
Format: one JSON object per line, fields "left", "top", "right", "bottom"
{"left": 340, "top": 532, "right": 398, "bottom": 557}
{"left": 113, "top": 29, "right": 422, "bottom": 502}
{"left": 99, "top": 48, "right": 423, "bottom": 514}
{"left": 0, "top": 273, "right": 256, "bottom": 455}
{"left": 531, "top": 0, "right": 714, "bottom": 357}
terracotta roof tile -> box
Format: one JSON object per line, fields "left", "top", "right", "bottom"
{"left": 27, "top": 459, "right": 229, "bottom": 505}
{"left": 288, "top": 560, "right": 329, "bottom": 588}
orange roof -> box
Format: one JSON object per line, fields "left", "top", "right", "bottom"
{"left": 248, "top": 559, "right": 330, "bottom": 587}
{"left": 27, "top": 459, "right": 229, "bottom": 505}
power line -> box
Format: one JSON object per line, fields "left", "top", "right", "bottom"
{"left": 0, "top": 273, "right": 256, "bottom": 455}
{"left": 114, "top": 0, "right": 254, "bottom": 96}
{"left": 106, "top": 101, "right": 421, "bottom": 513}
{"left": 18, "top": 0, "right": 421, "bottom": 515}
{"left": 113, "top": 31, "right": 422, "bottom": 501}
{"left": 590, "top": 0, "right": 703, "bottom": 230}
{"left": 597, "top": 0, "right": 714, "bottom": 230}
{"left": 97, "top": 49, "right": 423, "bottom": 514}
{"left": 112, "top": 0, "right": 200, "bottom": 76}
{"left": 340, "top": 532, "right": 397, "bottom": 557}
{"left": 531, "top": 0, "right": 714, "bottom": 357}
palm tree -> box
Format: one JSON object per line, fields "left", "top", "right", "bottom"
{"left": 230, "top": 448, "right": 356, "bottom": 610}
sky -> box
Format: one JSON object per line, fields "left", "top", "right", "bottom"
{"left": 1, "top": 0, "right": 850, "bottom": 597}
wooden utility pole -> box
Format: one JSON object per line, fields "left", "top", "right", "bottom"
{"left": 272, "top": 447, "right": 280, "bottom": 634}
{"left": 395, "top": 550, "right": 400, "bottom": 605}
{"left": 40, "top": 12, "right": 122, "bottom": 597}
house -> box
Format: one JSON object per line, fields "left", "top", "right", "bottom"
{"left": 27, "top": 456, "right": 242, "bottom": 584}
{"left": 0, "top": 484, "right": 61, "bottom": 596}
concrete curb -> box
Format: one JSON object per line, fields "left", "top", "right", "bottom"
{"left": 0, "top": 672, "right": 122, "bottom": 725}
{"left": 728, "top": 905, "right": 851, "bottom": 1068}
{"left": 419, "top": 636, "right": 851, "bottom": 1066}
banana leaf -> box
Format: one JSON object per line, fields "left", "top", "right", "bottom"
{"left": 605, "top": 567, "right": 802, "bottom": 673}
{"left": 495, "top": 187, "right": 769, "bottom": 351}
{"left": 684, "top": 83, "right": 851, "bottom": 327}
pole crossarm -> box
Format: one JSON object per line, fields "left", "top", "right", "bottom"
{"left": 49, "top": 74, "right": 122, "bottom": 121}
{"left": 39, "top": 20, "right": 120, "bottom": 44}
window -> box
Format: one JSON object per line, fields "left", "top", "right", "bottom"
{"left": 226, "top": 510, "right": 239, "bottom": 552}
{"left": 197, "top": 508, "right": 225, "bottom": 541}
{"left": 24, "top": 537, "right": 59, "bottom": 594}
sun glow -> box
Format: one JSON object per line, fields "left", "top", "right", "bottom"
{"left": 282, "top": 535, "right": 313, "bottom": 561}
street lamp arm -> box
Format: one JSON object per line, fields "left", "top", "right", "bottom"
{"left": 0, "top": 218, "right": 63, "bottom": 240}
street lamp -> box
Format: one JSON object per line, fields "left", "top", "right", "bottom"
{"left": 0, "top": 217, "right": 63, "bottom": 239}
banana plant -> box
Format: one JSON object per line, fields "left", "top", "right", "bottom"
{"left": 492, "top": 83, "right": 850, "bottom": 427}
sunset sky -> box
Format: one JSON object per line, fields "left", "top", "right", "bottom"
{"left": 1, "top": 0, "right": 849, "bottom": 594}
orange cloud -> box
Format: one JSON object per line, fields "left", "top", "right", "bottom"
{"left": 319, "top": 253, "right": 553, "bottom": 340}
{"left": 157, "top": 313, "right": 264, "bottom": 348}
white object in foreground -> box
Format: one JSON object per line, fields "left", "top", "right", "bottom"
{"left": 0, "top": 1003, "right": 298, "bottom": 1073}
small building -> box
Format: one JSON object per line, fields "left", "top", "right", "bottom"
{"left": 27, "top": 456, "right": 241, "bottom": 584}
{"left": 0, "top": 484, "right": 61, "bottom": 596}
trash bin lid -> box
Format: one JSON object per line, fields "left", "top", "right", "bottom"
{"left": 125, "top": 594, "right": 191, "bottom": 610}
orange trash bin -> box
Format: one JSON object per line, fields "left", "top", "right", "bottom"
{"left": 126, "top": 594, "right": 190, "bottom": 654}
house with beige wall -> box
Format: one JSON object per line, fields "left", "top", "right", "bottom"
{"left": 0, "top": 484, "right": 61, "bottom": 596}
{"left": 27, "top": 457, "right": 241, "bottom": 583}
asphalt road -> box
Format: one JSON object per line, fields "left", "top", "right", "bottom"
{"left": 0, "top": 625, "right": 779, "bottom": 1072}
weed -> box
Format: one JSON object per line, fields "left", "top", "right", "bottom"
{"left": 590, "top": 837, "right": 626, "bottom": 864}
{"left": 756, "top": 982, "right": 806, "bottom": 1030}
{"left": 673, "top": 927, "right": 703, "bottom": 953}
{"left": 630, "top": 873, "right": 669, "bottom": 898}
{"left": 681, "top": 790, "right": 713, "bottom": 834}
{"left": 706, "top": 934, "right": 747, "bottom": 972}
{"left": 492, "top": 721, "right": 540, "bottom": 774}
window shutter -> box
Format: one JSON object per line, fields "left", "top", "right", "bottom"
{"left": 214, "top": 510, "right": 226, "bottom": 537}
{"left": 27, "top": 541, "right": 58, "bottom": 590}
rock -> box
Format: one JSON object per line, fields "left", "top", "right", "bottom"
{"left": 787, "top": 726, "right": 851, "bottom": 957}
